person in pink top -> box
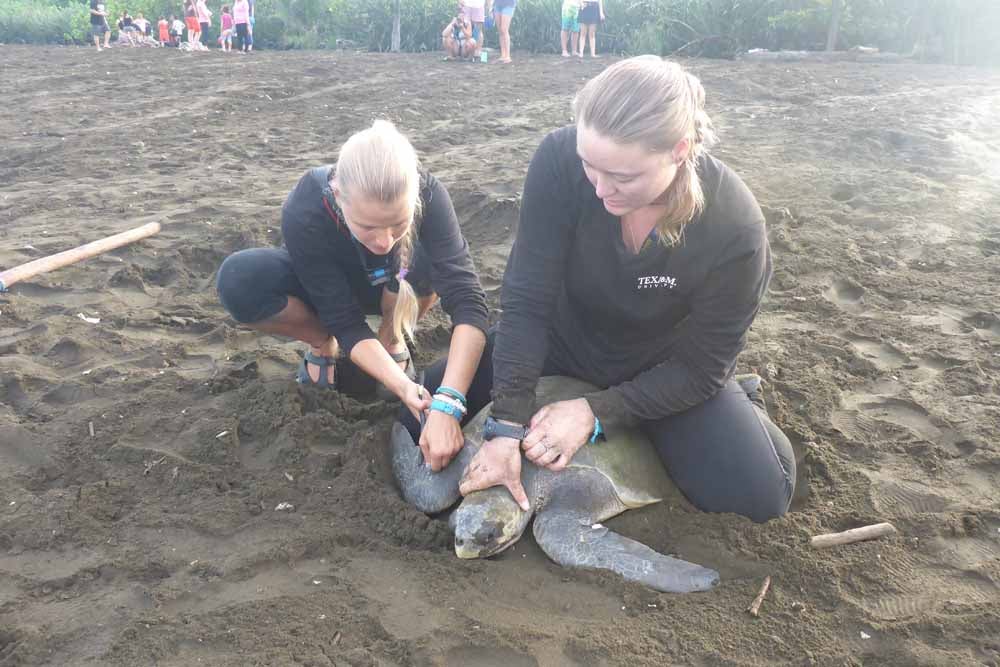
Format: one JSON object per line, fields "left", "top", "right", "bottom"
{"left": 233, "top": 0, "right": 250, "bottom": 53}
{"left": 195, "top": 0, "right": 213, "bottom": 48}
{"left": 217, "top": 6, "right": 234, "bottom": 51}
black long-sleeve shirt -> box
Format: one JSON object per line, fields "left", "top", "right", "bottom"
{"left": 491, "top": 126, "right": 771, "bottom": 427}
{"left": 281, "top": 166, "right": 488, "bottom": 355}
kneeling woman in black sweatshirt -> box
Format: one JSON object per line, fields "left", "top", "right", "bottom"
{"left": 405, "top": 57, "right": 795, "bottom": 522}
{"left": 218, "top": 120, "right": 488, "bottom": 467}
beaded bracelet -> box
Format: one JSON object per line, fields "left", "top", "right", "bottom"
{"left": 435, "top": 385, "right": 467, "bottom": 407}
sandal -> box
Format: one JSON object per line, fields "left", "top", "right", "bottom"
{"left": 390, "top": 348, "right": 417, "bottom": 381}
{"left": 296, "top": 350, "right": 337, "bottom": 388}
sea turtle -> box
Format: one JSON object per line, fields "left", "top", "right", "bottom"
{"left": 391, "top": 375, "right": 720, "bottom": 593}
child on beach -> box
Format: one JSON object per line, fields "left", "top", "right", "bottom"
{"left": 560, "top": 0, "right": 580, "bottom": 57}
{"left": 170, "top": 14, "right": 184, "bottom": 45}
{"left": 184, "top": 0, "right": 202, "bottom": 49}
{"left": 158, "top": 15, "right": 170, "bottom": 46}
{"left": 218, "top": 5, "right": 234, "bottom": 51}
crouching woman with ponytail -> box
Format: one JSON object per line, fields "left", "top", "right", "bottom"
{"left": 414, "top": 57, "right": 795, "bottom": 523}
{"left": 218, "top": 120, "right": 489, "bottom": 467}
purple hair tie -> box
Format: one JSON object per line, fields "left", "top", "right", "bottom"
{"left": 397, "top": 268, "right": 409, "bottom": 281}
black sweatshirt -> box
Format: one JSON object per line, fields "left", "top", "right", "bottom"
{"left": 281, "top": 166, "right": 488, "bottom": 355}
{"left": 491, "top": 126, "right": 771, "bottom": 428}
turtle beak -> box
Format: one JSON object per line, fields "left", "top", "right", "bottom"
{"left": 453, "top": 487, "right": 531, "bottom": 559}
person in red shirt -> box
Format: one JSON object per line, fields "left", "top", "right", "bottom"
{"left": 157, "top": 16, "right": 170, "bottom": 45}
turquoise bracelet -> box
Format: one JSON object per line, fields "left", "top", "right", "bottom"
{"left": 436, "top": 385, "right": 467, "bottom": 407}
{"left": 430, "top": 398, "right": 465, "bottom": 421}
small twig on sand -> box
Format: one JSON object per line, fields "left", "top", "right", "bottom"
{"left": 88, "top": 421, "right": 95, "bottom": 438}
{"left": 143, "top": 456, "right": 167, "bottom": 476}
{"left": 747, "top": 575, "right": 771, "bottom": 617}
{"left": 811, "top": 522, "right": 897, "bottom": 549}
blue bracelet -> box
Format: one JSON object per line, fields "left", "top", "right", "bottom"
{"left": 436, "top": 385, "right": 467, "bottom": 407}
{"left": 589, "top": 416, "right": 604, "bottom": 444}
{"left": 430, "top": 398, "right": 465, "bottom": 421}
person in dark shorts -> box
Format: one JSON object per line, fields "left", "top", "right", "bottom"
{"left": 89, "top": 0, "right": 111, "bottom": 50}
{"left": 404, "top": 57, "right": 795, "bottom": 522}
{"left": 578, "top": 0, "right": 603, "bottom": 57}
{"left": 217, "top": 120, "right": 489, "bottom": 472}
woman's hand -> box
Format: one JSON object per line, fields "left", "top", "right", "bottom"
{"left": 401, "top": 381, "right": 432, "bottom": 422}
{"left": 419, "top": 409, "right": 465, "bottom": 472}
{"left": 459, "top": 437, "right": 530, "bottom": 511}
{"left": 521, "top": 398, "right": 594, "bottom": 471}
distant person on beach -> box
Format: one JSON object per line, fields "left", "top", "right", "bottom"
{"left": 461, "top": 0, "right": 486, "bottom": 59}
{"left": 414, "top": 57, "right": 795, "bottom": 522}
{"left": 157, "top": 15, "right": 170, "bottom": 46}
{"left": 169, "top": 14, "right": 184, "bottom": 45}
{"left": 196, "top": 0, "right": 213, "bottom": 48}
{"left": 183, "top": 0, "right": 202, "bottom": 49}
{"left": 578, "top": 0, "right": 603, "bottom": 57}
{"left": 233, "top": 0, "right": 251, "bottom": 52}
{"left": 218, "top": 5, "right": 234, "bottom": 51}
{"left": 442, "top": 13, "right": 475, "bottom": 60}
{"left": 89, "top": 0, "right": 111, "bottom": 50}
{"left": 133, "top": 13, "right": 151, "bottom": 39}
{"left": 492, "top": 0, "right": 515, "bottom": 63}
{"left": 116, "top": 10, "right": 139, "bottom": 45}
{"left": 246, "top": 0, "right": 254, "bottom": 51}
{"left": 217, "top": 120, "right": 488, "bottom": 471}
{"left": 560, "top": 0, "right": 580, "bottom": 57}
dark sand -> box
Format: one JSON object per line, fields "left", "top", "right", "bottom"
{"left": 1, "top": 45, "right": 999, "bottom": 666}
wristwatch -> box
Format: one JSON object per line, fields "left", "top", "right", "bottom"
{"left": 482, "top": 416, "right": 529, "bottom": 442}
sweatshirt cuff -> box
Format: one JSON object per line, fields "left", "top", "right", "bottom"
{"left": 489, "top": 390, "right": 535, "bottom": 426}
{"left": 584, "top": 387, "right": 638, "bottom": 431}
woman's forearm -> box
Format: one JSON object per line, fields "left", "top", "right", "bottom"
{"left": 350, "top": 338, "right": 412, "bottom": 397}
{"left": 438, "top": 324, "right": 486, "bottom": 395}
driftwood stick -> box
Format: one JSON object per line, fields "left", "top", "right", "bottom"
{"left": 811, "top": 522, "right": 897, "bottom": 549}
{"left": 747, "top": 576, "right": 771, "bottom": 617}
{"left": 0, "top": 222, "right": 161, "bottom": 292}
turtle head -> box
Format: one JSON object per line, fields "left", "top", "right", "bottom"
{"left": 451, "top": 486, "right": 532, "bottom": 559}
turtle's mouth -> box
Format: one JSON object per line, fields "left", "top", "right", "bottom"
{"left": 454, "top": 517, "right": 525, "bottom": 559}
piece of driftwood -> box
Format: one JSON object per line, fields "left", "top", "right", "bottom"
{"left": 746, "top": 575, "right": 771, "bottom": 617}
{"left": 811, "top": 522, "right": 897, "bottom": 549}
{"left": 0, "top": 222, "right": 161, "bottom": 291}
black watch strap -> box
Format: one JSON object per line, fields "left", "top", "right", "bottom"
{"left": 483, "top": 416, "right": 529, "bottom": 442}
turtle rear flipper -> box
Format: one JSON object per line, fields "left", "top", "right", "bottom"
{"left": 533, "top": 511, "right": 720, "bottom": 593}
{"left": 391, "top": 421, "right": 474, "bottom": 514}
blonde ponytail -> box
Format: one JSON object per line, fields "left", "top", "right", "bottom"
{"left": 333, "top": 119, "right": 423, "bottom": 346}
{"left": 572, "top": 56, "right": 716, "bottom": 246}
{"left": 392, "top": 232, "right": 419, "bottom": 346}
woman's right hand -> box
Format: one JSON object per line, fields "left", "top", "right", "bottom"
{"left": 401, "top": 380, "right": 432, "bottom": 421}
{"left": 459, "top": 437, "right": 530, "bottom": 511}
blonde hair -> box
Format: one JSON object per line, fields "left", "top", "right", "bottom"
{"left": 333, "top": 120, "right": 422, "bottom": 346}
{"left": 572, "top": 56, "right": 716, "bottom": 246}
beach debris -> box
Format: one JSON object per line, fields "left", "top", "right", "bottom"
{"left": 143, "top": 456, "right": 167, "bottom": 475}
{"left": 76, "top": 313, "right": 101, "bottom": 324}
{"left": 88, "top": 421, "right": 95, "bottom": 438}
{"left": 274, "top": 502, "right": 295, "bottom": 512}
{"left": 811, "top": 522, "right": 897, "bottom": 549}
{"left": 284, "top": 472, "right": 294, "bottom": 482}
{"left": 332, "top": 631, "right": 342, "bottom": 645}
{"left": 215, "top": 430, "right": 230, "bottom": 439}
{"left": 747, "top": 575, "right": 772, "bottom": 617}
{"left": 860, "top": 631, "right": 871, "bottom": 640}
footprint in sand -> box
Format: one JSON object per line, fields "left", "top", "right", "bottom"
{"left": 825, "top": 277, "right": 866, "bottom": 312}
{"left": 445, "top": 646, "right": 539, "bottom": 667}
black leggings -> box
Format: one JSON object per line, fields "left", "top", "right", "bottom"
{"left": 399, "top": 334, "right": 795, "bottom": 523}
{"left": 235, "top": 22, "right": 250, "bottom": 50}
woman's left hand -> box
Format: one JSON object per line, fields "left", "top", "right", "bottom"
{"left": 419, "top": 409, "right": 465, "bottom": 472}
{"left": 521, "top": 398, "right": 595, "bottom": 471}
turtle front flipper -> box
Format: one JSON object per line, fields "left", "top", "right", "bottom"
{"left": 390, "top": 421, "right": 475, "bottom": 514}
{"left": 533, "top": 511, "right": 720, "bottom": 593}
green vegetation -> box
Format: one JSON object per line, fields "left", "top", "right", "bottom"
{"left": 2, "top": 0, "right": 997, "bottom": 65}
